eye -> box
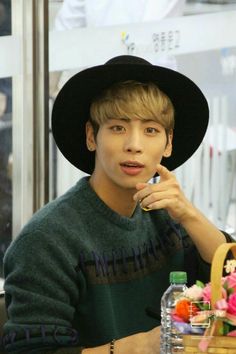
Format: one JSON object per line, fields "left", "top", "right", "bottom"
{"left": 110, "top": 125, "right": 125, "bottom": 133}
{"left": 145, "top": 127, "right": 159, "bottom": 135}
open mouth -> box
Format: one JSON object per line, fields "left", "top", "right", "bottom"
{"left": 120, "top": 161, "right": 144, "bottom": 176}
{"left": 120, "top": 161, "right": 144, "bottom": 168}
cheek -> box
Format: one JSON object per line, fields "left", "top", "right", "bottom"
{"left": 97, "top": 134, "right": 121, "bottom": 154}
{"left": 96, "top": 142, "right": 116, "bottom": 164}
{"left": 146, "top": 146, "right": 167, "bottom": 172}
{"left": 149, "top": 142, "right": 167, "bottom": 160}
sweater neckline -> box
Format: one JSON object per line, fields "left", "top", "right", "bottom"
{"left": 76, "top": 177, "right": 145, "bottom": 231}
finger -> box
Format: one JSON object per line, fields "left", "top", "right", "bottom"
{"left": 133, "top": 183, "right": 151, "bottom": 201}
{"left": 140, "top": 191, "right": 174, "bottom": 211}
{"left": 135, "top": 182, "right": 149, "bottom": 191}
{"left": 134, "top": 180, "right": 171, "bottom": 202}
{"left": 156, "top": 164, "right": 173, "bottom": 181}
{"left": 143, "top": 198, "right": 175, "bottom": 212}
{"left": 140, "top": 190, "right": 176, "bottom": 208}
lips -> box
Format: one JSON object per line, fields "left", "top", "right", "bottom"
{"left": 120, "top": 161, "right": 144, "bottom": 176}
{"left": 120, "top": 161, "right": 144, "bottom": 168}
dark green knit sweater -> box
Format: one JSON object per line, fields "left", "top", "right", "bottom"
{"left": 2, "top": 177, "right": 215, "bottom": 353}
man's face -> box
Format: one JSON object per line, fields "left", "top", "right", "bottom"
{"left": 86, "top": 117, "right": 172, "bottom": 191}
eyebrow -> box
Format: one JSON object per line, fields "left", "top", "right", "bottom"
{"left": 110, "top": 117, "right": 158, "bottom": 124}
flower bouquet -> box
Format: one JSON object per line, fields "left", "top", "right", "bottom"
{"left": 173, "top": 243, "right": 236, "bottom": 353}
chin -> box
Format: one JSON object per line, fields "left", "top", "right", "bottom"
{"left": 114, "top": 178, "right": 137, "bottom": 190}
{"left": 119, "top": 177, "right": 147, "bottom": 190}
{"left": 119, "top": 181, "right": 137, "bottom": 190}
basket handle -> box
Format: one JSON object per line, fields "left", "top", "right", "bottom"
{"left": 210, "top": 242, "right": 236, "bottom": 308}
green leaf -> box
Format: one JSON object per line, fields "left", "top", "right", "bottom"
{"left": 219, "top": 327, "right": 224, "bottom": 335}
{"left": 196, "top": 302, "right": 210, "bottom": 311}
{"left": 196, "top": 280, "right": 205, "bottom": 288}
{"left": 223, "top": 281, "right": 229, "bottom": 290}
{"left": 228, "top": 287, "right": 234, "bottom": 295}
{"left": 222, "top": 323, "right": 230, "bottom": 335}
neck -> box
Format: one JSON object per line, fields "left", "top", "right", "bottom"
{"left": 89, "top": 176, "right": 138, "bottom": 217}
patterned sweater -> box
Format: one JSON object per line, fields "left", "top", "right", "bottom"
{"left": 2, "top": 177, "right": 221, "bottom": 353}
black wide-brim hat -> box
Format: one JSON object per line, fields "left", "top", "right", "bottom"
{"left": 52, "top": 55, "right": 209, "bottom": 175}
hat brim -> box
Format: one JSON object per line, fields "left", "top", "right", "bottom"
{"left": 52, "top": 62, "right": 209, "bottom": 175}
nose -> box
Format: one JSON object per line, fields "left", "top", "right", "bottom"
{"left": 123, "top": 130, "right": 143, "bottom": 154}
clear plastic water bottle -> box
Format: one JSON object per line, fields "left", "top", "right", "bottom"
{"left": 160, "top": 271, "right": 188, "bottom": 353}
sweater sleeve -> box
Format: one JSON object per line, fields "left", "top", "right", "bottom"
{"left": 184, "top": 229, "right": 234, "bottom": 286}
{"left": 3, "top": 229, "right": 84, "bottom": 354}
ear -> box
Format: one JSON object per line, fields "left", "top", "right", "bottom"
{"left": 163, "top": 130, "right": 173, "bottom": 158}
{"left": 86, "top": 121, "right": 96, "bottom": 151}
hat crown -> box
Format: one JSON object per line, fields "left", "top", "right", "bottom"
{"left": 105, "top": 55, "right": 151, "bottom": 66}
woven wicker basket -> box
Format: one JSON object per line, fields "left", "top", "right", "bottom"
{"left": 182, "top": 243, "right": 236, "bottom": 353}
{"left": 183, "top": 335, "right": 236, "bottom": 353}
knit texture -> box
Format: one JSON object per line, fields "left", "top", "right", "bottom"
{"left": 3, "top": 177, "right": 213, "bottom": 353}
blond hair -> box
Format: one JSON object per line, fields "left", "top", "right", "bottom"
{"left": 89, "top": 80, "right": 175, "bottom": 136}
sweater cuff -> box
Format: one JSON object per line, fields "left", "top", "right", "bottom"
{"left": 46, "top": 348, "right": 85, "bottom": 354}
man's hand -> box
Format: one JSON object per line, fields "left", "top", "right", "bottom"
{"left": 133, "top": 164, "right": 226, "bottom": 263}
{"left": 116, "top": 326, "right": 161, "bottom": 354}
{"left": 133, "top": 164, "right": 193, "bottom": 223}
{"left": 82, "top": 326, "right": 161, "bottom": 354}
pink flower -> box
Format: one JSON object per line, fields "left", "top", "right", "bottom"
{"left": 183, "top": 285, "right": 203, "bottom": 301}
{"left": 172, "top": 314, "right": 185, "bottom": 323}
{"left": 227, "top": 293, "right": 236, "bottom": 315}
{"left": 225, "top": 272, "right": 236, "bottom": 291}
{"left": 225, "top": 312, "right": 236, "bottom": 326}
{"left": 227, "top": 330, "right": 236, "bottom": 337}
{"left": 202, "top": 283, "right": 227, "bottom": 303}
{"left": 202, "top": 284, "right": 212, "bottom": 302}
{"left": 215, "top": 299, "right": 228, "bottom": 311}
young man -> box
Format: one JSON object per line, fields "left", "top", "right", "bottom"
{"left": 3, "top": 55, "right": 231, "bottom": 354}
